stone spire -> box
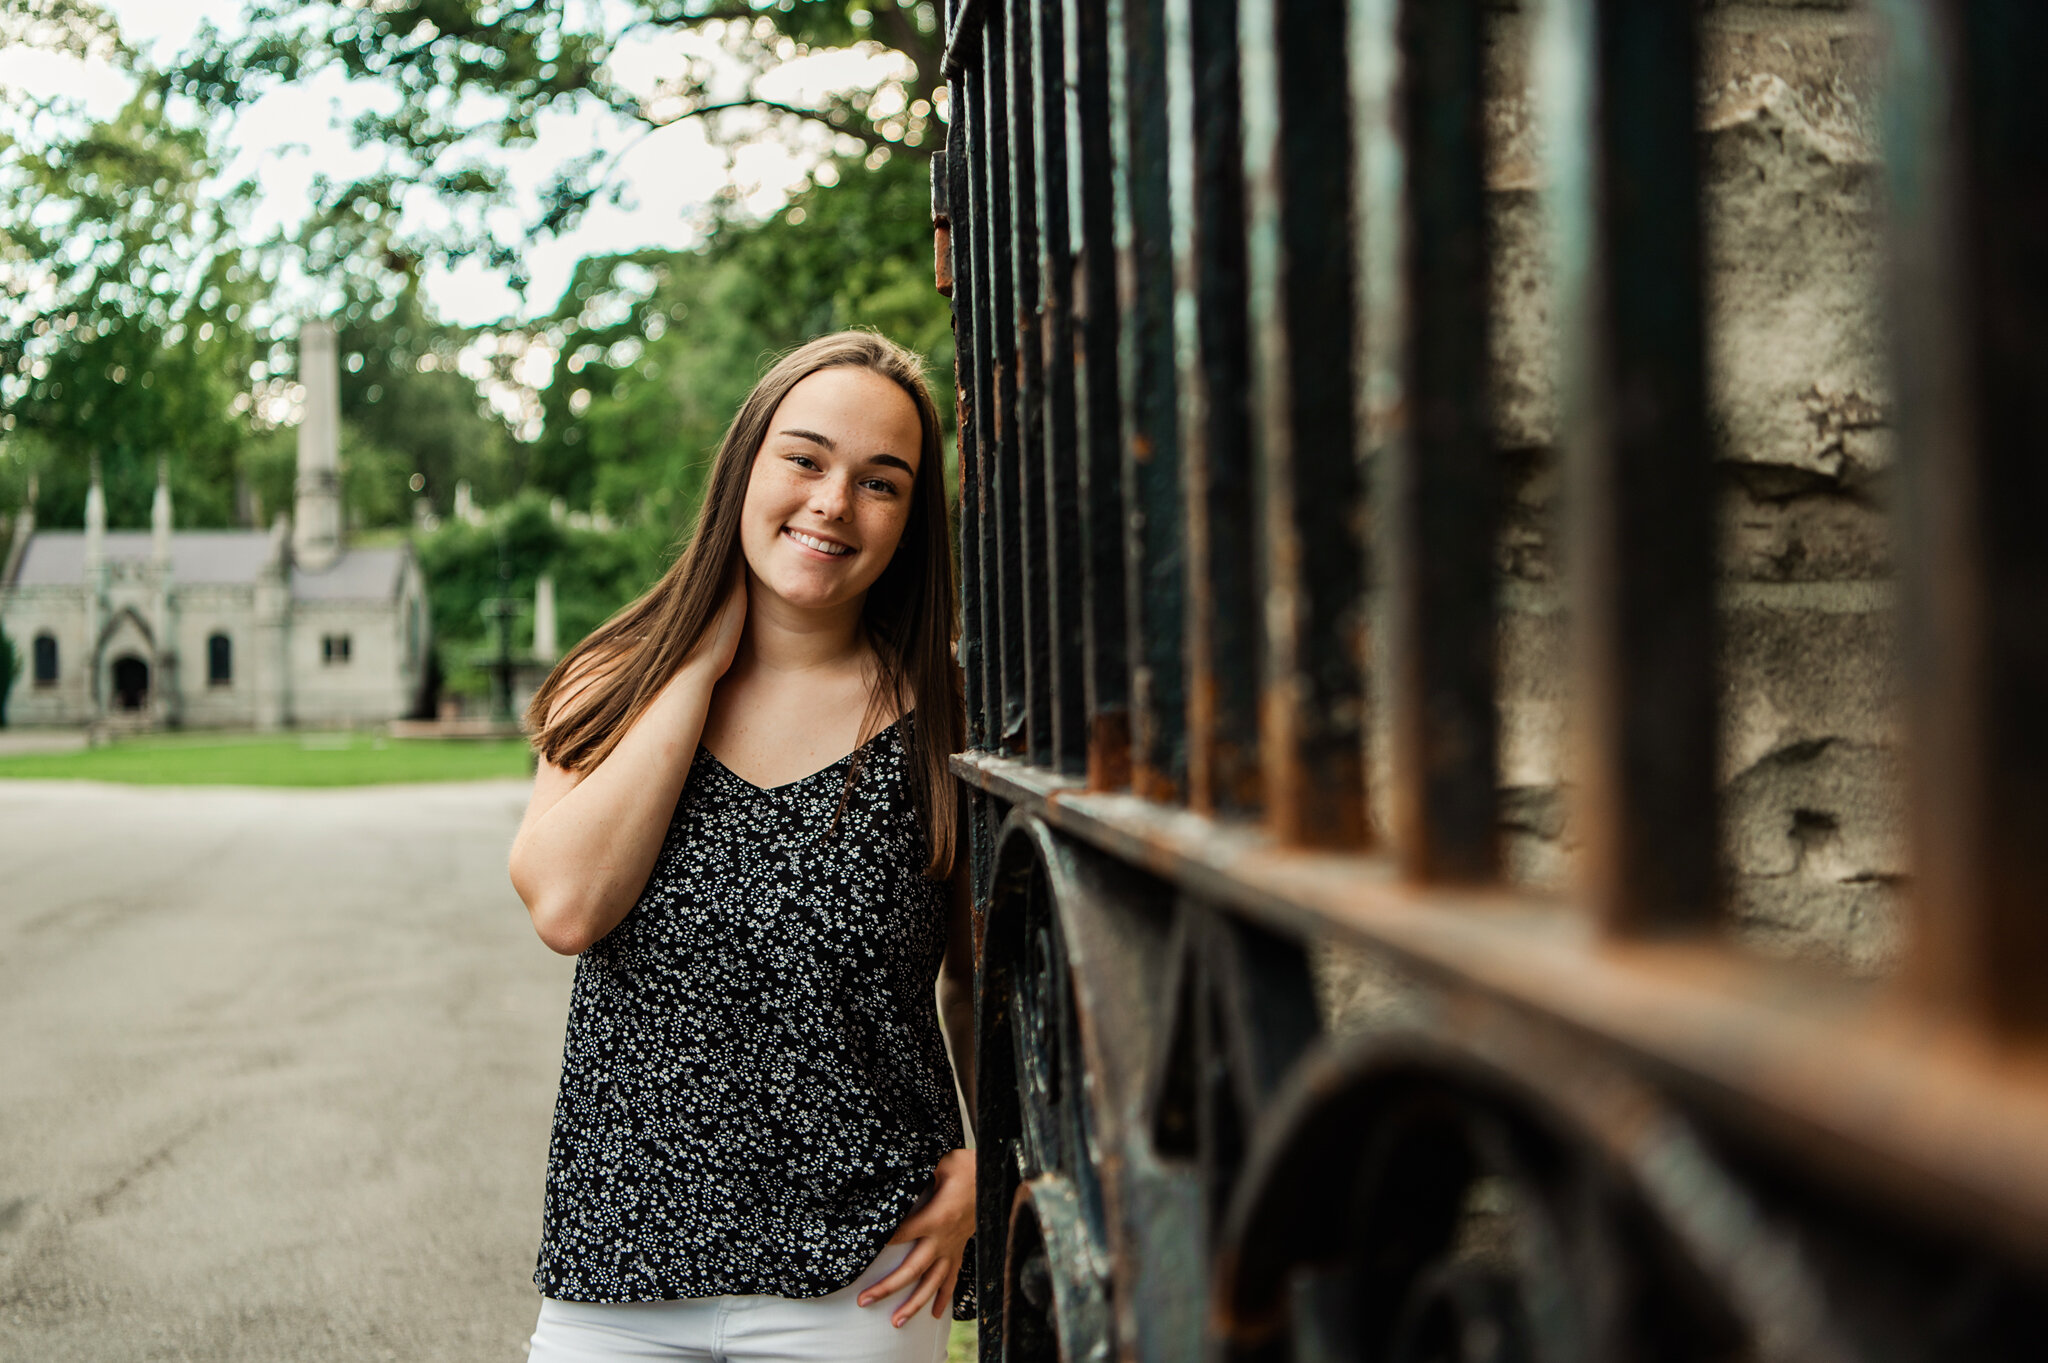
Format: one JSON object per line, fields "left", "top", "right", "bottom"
{"left": 84, "top": 455, "right": 106, "bottom": 574}
{"left": 151, "top": 456, "right": 173, "bottom": 565}
{"left": 293, "top": 319, "right": 343, "bottom": 572}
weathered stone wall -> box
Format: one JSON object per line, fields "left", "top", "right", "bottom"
{"left": 1476, "top": 1, "right": 1902, "bottom": 974}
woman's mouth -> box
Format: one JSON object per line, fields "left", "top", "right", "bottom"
{"left": 783, "top": 527, "right": 855, "bottom": 558}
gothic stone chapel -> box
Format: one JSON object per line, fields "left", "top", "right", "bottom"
{"left": 0, "top": 322, "right": 431, "bottom": 730}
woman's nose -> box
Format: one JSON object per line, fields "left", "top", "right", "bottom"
{"left": 809, "top": 474, "right": 853, "bottom": 519}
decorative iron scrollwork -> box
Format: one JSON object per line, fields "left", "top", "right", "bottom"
{"left": 978, "top": 811, "right": 1166, "bottom": 1361}
{"left": 1213, "top": 1032, "right": 1830, "bottom": 1363}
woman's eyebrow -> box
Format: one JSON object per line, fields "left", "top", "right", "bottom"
{"left": 777, "top": 428, "right": 915, "bottom": 477}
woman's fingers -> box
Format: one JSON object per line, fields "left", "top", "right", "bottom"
{"left": 890, "top": 1258, "right": 952, "bottom": 1328}
{"left": 930, "top": 1263, "right": 960, "bottom": 1318}
{"left": 860, "top": 1246, "right": 962, "bottom": 1328}
{"left": 857, "top": 1241, "right": 936, "bottom": 1309}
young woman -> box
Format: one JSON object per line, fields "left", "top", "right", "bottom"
{"left": 508, "top": 331, "right": 975, "bottom": 1362}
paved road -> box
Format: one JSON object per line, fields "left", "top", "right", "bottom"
{"left": 0, "top": 778, "right": 574, "bottom": 1362}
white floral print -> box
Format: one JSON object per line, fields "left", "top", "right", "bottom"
{"left": 535, "top": 714, "right": 974, "bottom": 1318}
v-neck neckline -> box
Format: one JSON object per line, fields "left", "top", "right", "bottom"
{"left": 698, "top": 711, "right": 911, "bottom": 794}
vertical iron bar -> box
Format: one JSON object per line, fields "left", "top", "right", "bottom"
{"left": 1542, "top": 0, "right": 1717, "bottom": 933}
{"left": 1382, "top": 0, "right": 1499, "bottom": 881}
{"left": 940, "top": 133, "right": 986, "bottom": 750}
{"left": 966, "top": 63, "right": 1002, "bottom": 749}
{"left": 1241, "top": 0, "right": 1367, "bottom": 848}
{"left": 1066, "top": 0, "right": 1133, "bottom": 790}
{"left": 1009, "top": 0, "right": 1053, "bottom": 768}
{"left": 1168, "top": 0, "right": 1260, "bottom": 819}
{"left": 1110, "top": 0, "right": 1188, "bottom": 804}
{"left": 1883, "top": 0, "right": 2048, "bottom": 1034}
{"left": 984, "top": 10, "right": 1028, "bottom": 753}
{"left": 1034, "top": 0, "right": 1088, "bottom": 778}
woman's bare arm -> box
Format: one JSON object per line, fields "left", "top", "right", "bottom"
{"left": 508, "top": 583, "right": 745, "bottom": 955}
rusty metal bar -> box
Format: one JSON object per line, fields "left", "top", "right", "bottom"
{"left": 1239, "top": 0, "right": 1366, "bottom": 849}
{"left": 1166, "top": 0, "right": 1260, "bottom": 820}
{"left": 1543, "top": 0, "right": 1718, "bottom": 933}
{"left": 952, "top": 748, "right": 2048, "bottom": 1274}
{"left": 1109, "top": 0, "right": 1187, "bottom": 805}
{"left": 983, "top": 8, "right": 1027, "bottom": 753}
{"left": 1381, "top": 0, "right": 1498, "bottom": 883}
{"left": 1032, "top": 0, "right": 1088, "bottom": 779}
{"left": 1883, "top": 0, "right": 2048, "bottom": 1036}
{"left": 964, "top": 65, "right": 1002, "bottom": 749}
{"left": 939, "top": 135, "right": 986, "bottom": 750}
{"left": 1008, "top": 2, "right": 1054, "bottom": 767}
{"left": 1065, "top": 0, "right": 1133, "bottom": 791}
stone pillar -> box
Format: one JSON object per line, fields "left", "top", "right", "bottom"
{"left": 83, "top": 459, "right": 105, "bottom": 723}
{"left": 533, "top": 573, "right": 557, "bottom": 661}
{"left": 150, "top": 459, "right": 177, "bottom": 727}
{"left": 253, "top": 513, "right": 292, "bottom": 731}
{"left": 293, "top": 321, "right": 343, "bottom": 573}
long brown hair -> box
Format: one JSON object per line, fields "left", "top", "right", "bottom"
{"left": 525, "top": 330, "right": 964, "bottom": 878}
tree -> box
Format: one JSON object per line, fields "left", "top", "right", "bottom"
{"left": 525, "top": 150, "right": 952, "bottom": 529}
{"left": 171, "top": 1, "right": 946, "bottom": 288}
{"left": 0, "top": 28, "right": 268, "bottom": 530}
{"left": 414, "top": 489, "right": 675, "bottom": 702}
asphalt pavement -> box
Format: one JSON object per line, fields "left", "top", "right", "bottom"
{"left": 0, "top": 777, "right": 573, "bottom": 1362}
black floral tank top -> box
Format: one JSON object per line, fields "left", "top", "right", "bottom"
{"left": 534, "top": 713, "right": 973, "bottom": 1317}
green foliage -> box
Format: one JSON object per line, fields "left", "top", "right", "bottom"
{"left": 0, "top": 729, "right": 534, "bottom": 785}
{"left": 1, "top": 75, "right": 266, "bottom": 529}
{"left": 527, "top": 152, "right": 955, "bottom": 531}
{"left": 331, "top": 287, "right": 519, "bottom": 517}
{"left": 414, "top": 491, "right": 677, "bottom": 701}
{"left": 171, "top": 1, "right": 946, "bottom": 287}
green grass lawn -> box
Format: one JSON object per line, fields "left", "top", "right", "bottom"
{"left": 0, "top": 730, "right": 535, "bottom": 787}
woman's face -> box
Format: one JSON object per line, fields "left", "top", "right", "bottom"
{"left": 738, "top": 365, "right": 924, "bottom": 616}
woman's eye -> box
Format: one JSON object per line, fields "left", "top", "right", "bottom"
{"left": 862, "top": 478, "right": 899, "bottom": 495}
{"left": 785, "top": 454, "right": 819, "bottom": 470}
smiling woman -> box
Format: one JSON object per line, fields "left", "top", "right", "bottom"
{"left": 504, "top": 331, "right": 975, "bottom": 1363}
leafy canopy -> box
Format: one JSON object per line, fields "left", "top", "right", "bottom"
{"left": 170, "top": 0, "right": 947, "bottom": 290}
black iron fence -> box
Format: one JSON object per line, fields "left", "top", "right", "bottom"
{"left": 935, "top": 0, "right": 2048, "bottom": 1358}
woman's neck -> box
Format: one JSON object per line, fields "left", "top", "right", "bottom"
{"left": 737, "top": 580, "right": 869, "bottom": 679}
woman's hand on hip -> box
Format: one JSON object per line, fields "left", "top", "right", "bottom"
{"left": 864, "top": 1148, "right": 975, "bottom": 1326}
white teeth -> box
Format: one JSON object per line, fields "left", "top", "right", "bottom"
{"left": 786, "top": 528, "right": 852, "bottom": 556}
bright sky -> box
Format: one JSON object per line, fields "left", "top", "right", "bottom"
{"left": 0, "top": 0, "right": 891, "bottom": 328}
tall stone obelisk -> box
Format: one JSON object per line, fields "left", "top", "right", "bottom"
{"left": 293, "top": 320, "right": 343, "bottom": 572}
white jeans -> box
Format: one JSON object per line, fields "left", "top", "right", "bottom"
{"left": 526, "top": 1245, "right": 954, "bottom": 1363}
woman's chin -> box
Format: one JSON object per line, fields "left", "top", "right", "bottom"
{"left": 752, "top": 575, "right": 863, "bottom": 615}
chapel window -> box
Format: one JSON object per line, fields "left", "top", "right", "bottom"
{"left": 32, "top": 633, "right": 58, "bottom": 686}
{"left": 322, "top": 633, "right": 352, "bottom": 665}
{"left": 208, "top": 632, "right": 232, "bottom": 686}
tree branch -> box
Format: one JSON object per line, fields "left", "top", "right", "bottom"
{"left": 638, "top": 96, "right": 894, "bottom": 152}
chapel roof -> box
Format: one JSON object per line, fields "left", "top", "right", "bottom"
{"left": 6, "top": 531, "right": 411, "bottom": 602}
